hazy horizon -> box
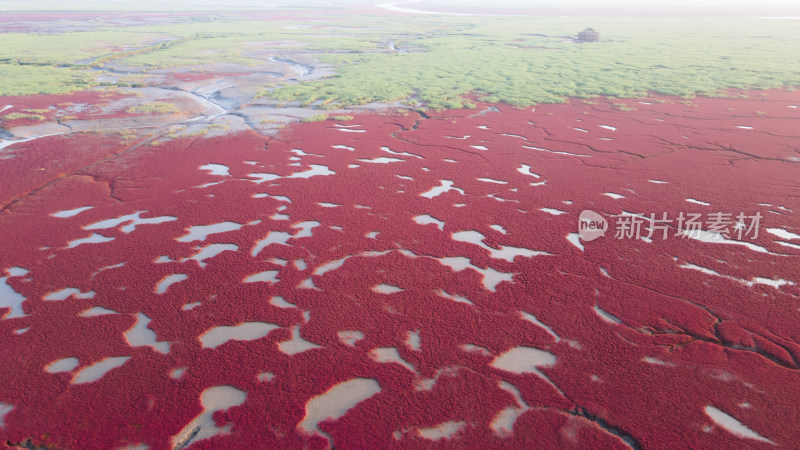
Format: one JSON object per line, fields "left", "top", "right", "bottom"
{"left": 1, "top": 0, "right": 800, "bottom": 13}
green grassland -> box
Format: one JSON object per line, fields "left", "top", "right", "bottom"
{"left": 2, "top": 112, "right": 46, "bottom": 121}
{"left": 0, "top": 14, "right": 798, "bottom": 108}
{"left": 116, "top": 19, "right": 432, "bottom": 69}
{"left": 0, "top": 64, "right": 95, "bottom": 96}
{"left": 126, "top": 101, "right": 178, "bottom": 114}
{"left": 268, "top": 17, "right": 800, "bottom": 109}
{"left": 0, "top": 31, "right": 165, "bottom": 65}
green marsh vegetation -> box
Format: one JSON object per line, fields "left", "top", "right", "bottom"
{"left": 301, "top": 114, "right": 329, "bottom": 122}
{"left": 268, "top": 16, "right": 800, "bottom": 109}
{"left": 2, "top": 112, "right": 46, "bottom": 121}
{"left": 126, "top": 102, "right": 179, "bottom": 114}
{"left": 0, "top": 14, "right": 798, "bottom": 109}
{"left": 0, "top": 64, "right": 95, "bottom": 96}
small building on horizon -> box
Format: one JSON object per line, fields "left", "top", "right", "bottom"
{"left": 577, "top": 28, "right": 600, "bottom": 42}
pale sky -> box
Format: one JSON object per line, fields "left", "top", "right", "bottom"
{"left": 1, "top": 0, "right": 799, "bottom": 11}
{"left": 422, "top": 0, "right": 799, "bottom": 7}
